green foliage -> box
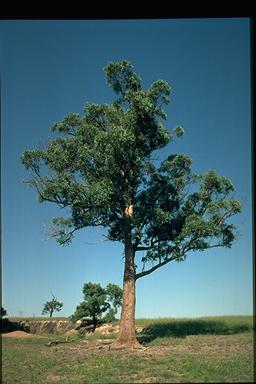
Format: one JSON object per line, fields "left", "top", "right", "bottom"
{"left": 102, "top": 308, "right": 116, "bottom": 323}
{"left": 105, "top": 283, "right": 123, "bottom": 315}
{"left": 41, "top": 295, "right": 63, "bottom": 317}
{"left": 70, "top": 283, "right": 109, "bottom": 324}
{"left": 104, "top": 60, "right": 142, "bottom": 97}
{"left": 1, "top": 307, "right": 7, "bottom": 317}
{"left": 70, "top": 282, "right": 122, "bottom": 327}
{"left": 21, "top": 60, "right": 241, "bottom": 279}
{"left": 174, "top": 125, "right": 184, "bottom": 137}
{"left": 140, "top": 318, "right": 252, "bottom": 341}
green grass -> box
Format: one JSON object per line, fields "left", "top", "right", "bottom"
{"left": 2, "top": 316, "right": 254, "bottom": 383}
{"left": 135, "top": 315, "right": 254, "bottom": 327}
{"left": 136, "top": 316, "right": 254, "bottom": 342}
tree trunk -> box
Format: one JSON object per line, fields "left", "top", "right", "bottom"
{"left": 92, "top": 314, "right": 97, "bottom": 332}
{"left": 112, "top": 233, "right": 143, "bottom": 350}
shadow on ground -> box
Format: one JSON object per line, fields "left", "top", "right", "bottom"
{"left": 1, "top": 318, "right": 30, "bottom": 333}
{"left": 137, "top": 319, "right": 251, "bottom": 343}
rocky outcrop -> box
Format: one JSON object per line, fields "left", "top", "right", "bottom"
{"left": 24, "top": 320, "right": 76, "bottom": 334}
{"left": 94, "top": 323, "right": 120, "bottom": 335}
{"left": 95, "top": 323, "right": 144, "bottom": 335}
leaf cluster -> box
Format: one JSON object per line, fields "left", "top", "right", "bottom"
{"left": 70, "top": 282, "right": 122, "bottom": 322}
{"left": 42, "top": 295, "right": 63, "bottom": 316}
{"left": 1, "top": 307, "right": 7, "bottom": 317}
{"left": 135, "top": 166, "right": 241, "bottom": 278}
{"left": 21, "top": 60, "right": 241, "bottom": 279}
{"left": 21, "top": 60, "right": 174, "bottom": 246}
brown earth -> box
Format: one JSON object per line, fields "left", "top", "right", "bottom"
{"left": 2, "top": 330, "right": 33, "bottom": 337}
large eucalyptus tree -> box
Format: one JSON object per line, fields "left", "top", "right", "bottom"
{"left": 22, "top": 61, "right": 241, "bottom": 349}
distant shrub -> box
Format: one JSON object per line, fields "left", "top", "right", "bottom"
{"left": 1, "top": 307, "right": 7, "bottom": 317}
{"left": 141, "top": 318, "right": 252, "bottom": 340}
{"left": 102, "top": 308, "right": 116, "bottom": 323}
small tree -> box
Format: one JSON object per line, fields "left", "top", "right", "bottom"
{"left": 105, "top": 283, "right": 123, "bottom": 317}
{"left": 102, "top": 308, "right": 116, "bottom": 323}
{"left": 71, "top": 282, "right": 109, "bottom": 331}
{"left": 71, "top": 282, "right": 122, "bottom": 331}
{"left": 42, "top": 294, "right": 63, "bottom": 318}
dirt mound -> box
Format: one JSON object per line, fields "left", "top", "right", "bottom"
{"left": 3, "top": 330, "right": 33, "bottom": 337}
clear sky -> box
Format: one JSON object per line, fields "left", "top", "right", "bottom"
{"left": 0, "top": 18, "right": 252, "bottom": 318}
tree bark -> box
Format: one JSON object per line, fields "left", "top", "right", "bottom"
{"left": 111, "top": 232, "right": 143, "bottom": 350}
{"left": 92, "top": 314, "right": 97, "bottom": 332}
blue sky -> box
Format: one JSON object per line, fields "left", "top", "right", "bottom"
{"left": 0, "top": 18, "right": 252, "bottom": 318}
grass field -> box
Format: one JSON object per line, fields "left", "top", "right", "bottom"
{"left": 2, "top": 316, "right": 255, "bottom": 383}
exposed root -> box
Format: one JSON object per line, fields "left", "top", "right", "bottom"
{"left": 110, "top": 338, "right": 146, "bottom": 351}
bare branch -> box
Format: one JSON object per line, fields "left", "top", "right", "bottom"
{"left": 135, "top": 246, "right": 152, "bottom": 252}
{"left": 134, "top": 237, "right": 158, "bottom": 252}
{"left": 135, "top": 253, "right": 182, "bottom": 280}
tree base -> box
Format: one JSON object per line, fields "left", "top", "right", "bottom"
{"left": 110, "top": 338, "right": 146, "bottom": 351}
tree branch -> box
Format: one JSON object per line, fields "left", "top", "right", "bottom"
{"left": 135, "top": 246, "right": 152, "bottom": 252}
{"left": 134, "top": 237, "right": 158, "bottom": 252}
{"left": 135, "top": 253, "right": 182, "bottom": 280}
{"left": 50, "top": 224, "right": 82, "bottom": 245}
{"left": 31, "top": 179, "right": 68, "bottom": 208}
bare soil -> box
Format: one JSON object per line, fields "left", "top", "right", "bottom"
{"left": 2, "top": 330, "right": 33, "bottom": 337}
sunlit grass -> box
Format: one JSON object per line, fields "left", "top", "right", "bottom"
{"left": 135, "top": 315, "right": 253, "bottom": 327}
{"left": 2, "top": 329, "right": 254, "bottom": 383}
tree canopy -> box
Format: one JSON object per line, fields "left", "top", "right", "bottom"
{"left": 1, "top": 307, "right": 7, "bottom": 317}
{"left": 42, "top": 294, "right": 63, "bottom": 317}
{"left": 22, "top": 60, "right": 241, "bottom": 348}
{"left": 71, "top": 282, "right": 122, "bottom": 330}
{"left": 21, "top": 60, "right": 240, "bottom": 274}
